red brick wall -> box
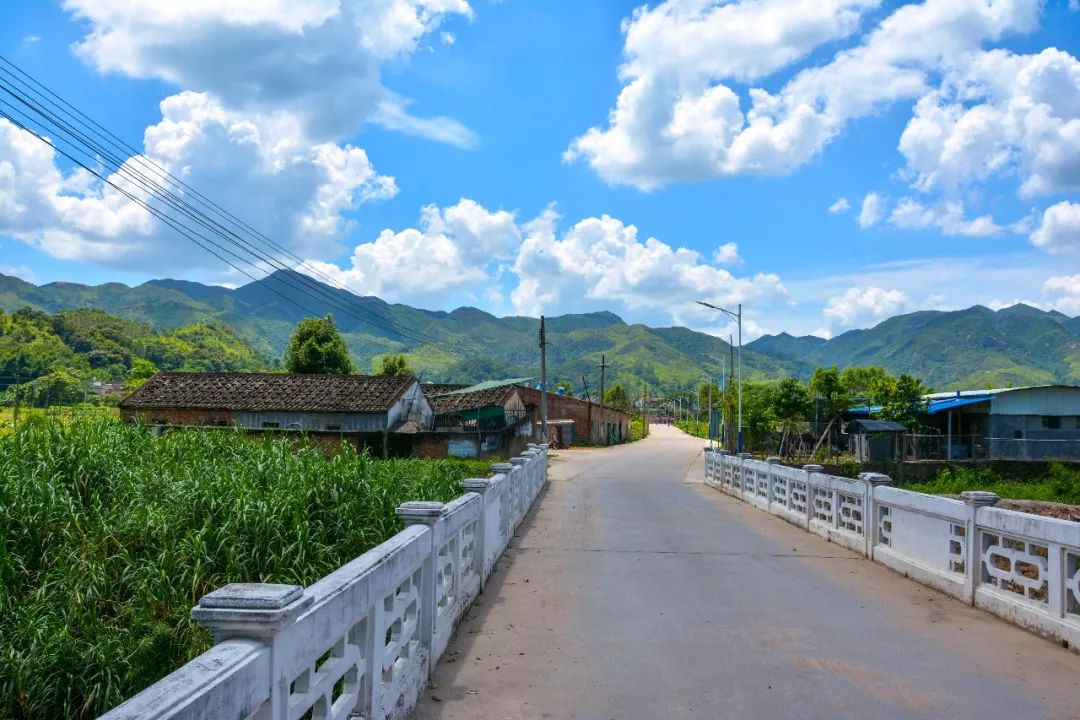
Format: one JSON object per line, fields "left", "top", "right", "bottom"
{"left": 516, "top": 386, "right": 631, "bottom": 445}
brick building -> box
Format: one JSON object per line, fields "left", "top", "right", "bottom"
{"left": 516, "top": 384, "right": 631, "bottom": 445}
{"left": 119, "top": 372, "right": 432, "bottom": 457}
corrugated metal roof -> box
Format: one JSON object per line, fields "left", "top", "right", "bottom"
{"left": 926, "top": 396, "right": 992, "bottom": 414}
{"left": 848, "top": 419, "right": 907, "bottom": 433}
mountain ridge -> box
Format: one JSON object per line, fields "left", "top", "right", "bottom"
{"left": 1, "top": 271, "right": 1077, "bottom": 391}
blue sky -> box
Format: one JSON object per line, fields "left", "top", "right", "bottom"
{"left": 0, "top": 0, "right": 1077, "bottom": 339}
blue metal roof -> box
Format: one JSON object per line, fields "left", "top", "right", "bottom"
{"left": 926, "top": 396, "right": 992, "bottom": 414}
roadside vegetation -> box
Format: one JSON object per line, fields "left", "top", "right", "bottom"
{"left": 0, "top": 416, "right": 490, "bottom": 719}
{"left": 908, "top": 463, "right": 1080, "bottom": 506}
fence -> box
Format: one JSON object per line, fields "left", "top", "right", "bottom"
{"left": 703, "top": 449, "right": 1080, "bottom": 651}
{"left": 98, "top": 443, "right": 549, "bottom": 720}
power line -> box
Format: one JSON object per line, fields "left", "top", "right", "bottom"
{"left": 0, "top": 57, "right": 462, "bottom": 354}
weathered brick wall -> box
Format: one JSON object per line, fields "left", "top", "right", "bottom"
{"left": 516, "top": 386, "right": 631, "bottom": 445}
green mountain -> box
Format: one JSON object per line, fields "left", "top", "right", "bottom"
{"left": 3, "top": 270, "right": 1078, "bottom": 393}
{"left": 748, "top": 304, "right": 1080, "bottom": 389}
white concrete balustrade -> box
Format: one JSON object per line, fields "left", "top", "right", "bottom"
{"left": 98, "top": 444, "right": 549, "bottom": 720}
{"left": 704, "top": 449, "right": 1080, "bottom": 651}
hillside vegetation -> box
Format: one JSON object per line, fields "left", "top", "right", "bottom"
{"left": 0, "top": 306, "right": 270, "bottom": 404}
{"left": 3, "top": 270, "right": 1079, "bottom": 392}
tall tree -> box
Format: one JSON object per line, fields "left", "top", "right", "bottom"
{"left": 604, "top": 383, "right": 631, "bottom": 411}
{"left": 283, "top": 315, "right": 354, "bottom": 374}
{"left": 374, "top": 354, "right": 412, "bottom": 377}
{"left": 878, "top": 373, "right": 930, "bottom": 428}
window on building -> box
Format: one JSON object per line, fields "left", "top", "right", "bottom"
{"left": 262, "top": 421, "right": 280, "bottom": 429}
{"left": 1042, "top": 416, "right": 1061, "bottom": 430}
{"left": 326, "top": 424, "right": 342, "bottom": 431}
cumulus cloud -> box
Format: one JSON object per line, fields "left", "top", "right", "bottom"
{"left": 828, "top": 197, "right": 850, "bottom": 213}
{"left": 0, "top": 93, "right": 396, "bottom": 271}
{"left": 305, "top": 198, "right": 518, "bottom": 305}
{"left": 303, "top": 200, "right": 788, "bottom": 330}
{"left": 888, "top": 198, "right": 1002, "bottom": 236}
{"left": 63, "top": 0, "right": 474, "bottom": 144}
{"left": 1042, "top": 274, "right": 1080, "bottom": 314}
{"left": 858, "top": 192, "right": 883, "bottom": 227}
{"left": 1030, "top": 201, "right": 1080, "bottom": 254}
{"left": 1, "top": 1, "right": 468, "bottom": 273}
{"left": 566, "top": 0, "right": 1043, "bottom": 190}
{"left": 824, "top": 286, "right": 908, "bottom": 328}
{"left": 898, "top": 48, "right": 1080, "bottom": 197}
{"left": 712, "top": 242, "right": 741, "bottom": 264}
{"left": 511, "top": 208, "right": 788, "bottom": 327}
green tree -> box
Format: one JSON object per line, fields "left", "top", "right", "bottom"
{"left": 374, "top": 354, "right": 412, "bottom": 377}
{"left": 772, "top": 378, "right": 811, "bottom": 424}
{"left": 604, "top": 383, "right": 631, "bottom": 411}
{"left": 283, "top": 315, "right": 355, "bottom": 374}
{"left": 878, "top": 373, "right": 930, "bottom": 428}
{"left": 809, "top": 366, "right": 851, "bottom": 421}
{"left": 127, "top": 358, "right": 159, "bottom": 389}
{"left": 841, "top": 366, "right": 896, "bottom": 404}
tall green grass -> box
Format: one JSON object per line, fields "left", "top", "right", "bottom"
{"left": 907, "top": 463, "right": 1080, "bottom": 505}
{"left": 0, "top": 416, "right": 490, "bottom": 719}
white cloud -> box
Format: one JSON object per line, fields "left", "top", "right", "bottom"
{"left": 858, "top": 192, "right": 883, "bottom": 227}
{"left": 441, "top": 31, "right": 456, "bottom": 45}
{"left": 828, "top": 197, "right": 850, "bottom": 213}
{"left": 1, "top": 1, "right": 471, "bottom": 273}
{"left": 510, "top": 208, "right": 788, "bottom": 329}
{"left": 888, "top": 198, "right": 1002, "bottom": 236}
{"left": 1042, "top": 274, "right": 1080, "bottom": 314}
{"left": 63, "top": 0, "right": 474, "bottom": 144}
{"left": 22, "top": 35, "right": 40, "bottom": 45}
{"left": 1030, "top": 201, "right": 1080, "bottom": 254}
{"left": 712, "top": 242, "right": 741, "bottom": 264}
{"left": 305, "top": 198, "right": 519, "bottom": 305}
{"left": 0, "top": 92, "right": 396, "bottom": 271}
{"left": 566, "top": 0, "right": 1042, "bottom": 190}
{"left": 898, "top": 48, "right": 1080, "bottom": 197}
{"left": 824, "top": 286, "right": 908, "bottom": 328}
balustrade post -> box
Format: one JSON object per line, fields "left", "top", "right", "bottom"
{"left": 960, "top": 491, "right": 999, "bottom": 605}
{"left": 859, "top": 472, "right": 892, "bottom": 558}
{"left": 766, "top": 457, "right": 780, "bottom": 508}
{"left": 460, "top": 478, "right": 493, "bottom": 586}
{"left": 803, "top": 464, "right": 823, "bottom": 529}
{"left": 396, "top": 501, "right": 448, "bottom": 677}
{"left": 491, "top": 462, "right": 516, "bottom": 537}
{"left": 739, "top": 453, "right": 752, "bottom": 495}
{"left": 191, "top": 583, "right": 314, "bottom": 720}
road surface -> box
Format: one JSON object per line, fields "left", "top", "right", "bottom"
{"left": 414, "top": 424, "right": 1080, "bottom": 720}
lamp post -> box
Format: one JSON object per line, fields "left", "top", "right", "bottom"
{"left": 697, "top": 301, "right": 742, "bottom": 454}
{"left": 699, "top": 373, "right": 714, "bottom": 448}
{"left": 707, "top": 354, "right": 725, "bottom": 449}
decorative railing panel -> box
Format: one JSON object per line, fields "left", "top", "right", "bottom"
{"left": 100, "top": 445, "right": 549, "bottom": 720}
{"left": 703, "top": 449, "right": 1080, "bottom": 653}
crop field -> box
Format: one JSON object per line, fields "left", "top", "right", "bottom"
{"left": 0, "top": 416, "right": 491, "bottom": 719}
{"left": 908, "top": 463, "right": 1080, "bottom": 506}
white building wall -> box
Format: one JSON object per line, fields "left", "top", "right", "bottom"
{"left": 990, "top": 386, "right": 1080, "bottom": 417}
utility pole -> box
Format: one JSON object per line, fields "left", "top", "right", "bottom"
{"left": 597, "top": 354, "right": 609, "bottom": 445}
{"left": 581, "top": 374, "right": 593, "bottom": 443}
{"left": 539, "top": 316, "right": 548, "bottom": 444}
{"left": 12, "top": 365, "right": 19, "bottom": 429}
{"left": 642, "top": 386, "right": 649, "bottom": 438}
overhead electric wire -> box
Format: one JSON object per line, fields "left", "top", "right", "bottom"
{"left": 0, "top": 57, "right": 460, "bottom": 353}
{"left": 0, "top": 74, "right": 449, "bottom": 351}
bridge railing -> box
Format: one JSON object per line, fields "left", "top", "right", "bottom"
{"left": 99, "top": 444, "right": 549, "bottom": 720}
{"left": 704, "top": 448, "right": 1080, "bottom": 651}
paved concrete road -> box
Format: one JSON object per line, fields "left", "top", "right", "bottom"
{"left": 415, "top": 425, "right": 1080, "bottom": 720}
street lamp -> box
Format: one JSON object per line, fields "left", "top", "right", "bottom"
{"left": 697, "top": 301, "right": 742, "bottom": 454}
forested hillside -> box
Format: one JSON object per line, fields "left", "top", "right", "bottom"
{"left": 3, "top": 270, "right": 1079, "bottom": 393}
{"left": 0, "top": 307, "right": 270, "bottom": 405}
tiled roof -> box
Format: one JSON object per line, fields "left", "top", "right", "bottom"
{"left": 120, "top": 373, "right": 416, "bottom": 412}
{"left": 421, "top": 383, "right": 470, "bottom": 396}
{"left": 429, "top": 379, "right": 532, "bottom": 414}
